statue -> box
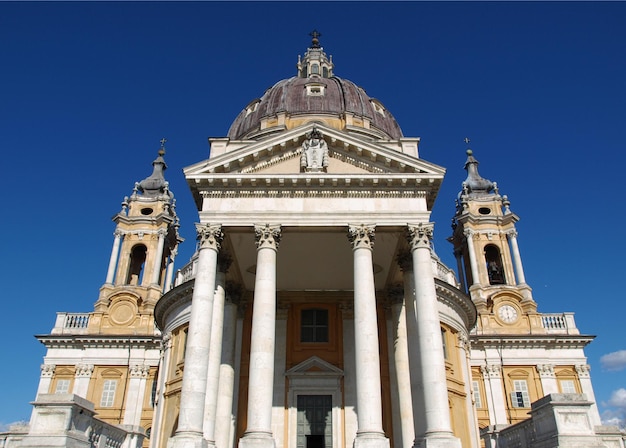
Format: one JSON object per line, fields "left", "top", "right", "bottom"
{"left": 301, "top": 127, "right": 329, "bottom": 172}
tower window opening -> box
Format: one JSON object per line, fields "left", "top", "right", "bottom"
{"left": 141, "top": 207, "right": 153, "bottom": 215}
{"left": 311, "top": 64, "right": 319, "bottom": 75}
{"left": 322, "top": 67, "right": 328, "bottom": 78}
{"left": 478, "top": 207, "right": 491, "bottom": 215}
{"left": 126, "top": 244, "right": 147, "bottom": 286}
{"left": 484, "top": 245, "right": 505, "bottom": 285}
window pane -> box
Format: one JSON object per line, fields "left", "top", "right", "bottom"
{"left": 100, "top": 379, "right": 117, "bottom": 407}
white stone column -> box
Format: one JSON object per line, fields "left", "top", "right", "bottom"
{"left": 170, "top": 224, "right": 223, "bottom": 448}
{"left": 453, "top": 248, "right": 466, "bottom": 293}
{"left": 215, "top": 285, "right": 242, "bottom": 448}
{"left": 106, "top": 230, "right": 123, "bottom": 284}
{"left": 36, "top": 364, "right": 56, "bottom": 396}
{"left": 387, "top": 284, "right": 415, "bottom": 448}
{"left": 152, "top": 229, "right": 167, "bottom": 285}
{"left": 576, "top": 364, "right": 602, "bottom": 426}
{"left": 165, "top": 247, "right": 178, "bottom": 292}
{"left": 239, "top": 224, "right": 281, "bottom": 448}
{"left": 464, "top": 229, "right": 480, "bottom": 286}
{"left": 203, "top": 254, "right": 232, "bottom": 444}
{"left": 72, "top": 364, "right": 94, "bottom": 398}
{"left": 480, "top": 364, "right": 507, "bottom": 425}
{"left": 152, "top": 333, "right": 173, "bottom": 448}
{"left": 537, "top": 364, "right": 559, "bottom": 395}
{"left": 407, "top": 224, "right": 461, "bottom": 448}
{"left": 123, "top": 364, "right": 150, "bottom": 426}
{"left": 347, "top": 225, "right": 389, "bottom": 448}
{"left": 398, "top": 253, "right": 425, "bottom": 440}
{"left": 506, "top": 230, "right": 526, "bottom": 285}
{"left": 458, "top": 335, "right": 480, "bottom": 448}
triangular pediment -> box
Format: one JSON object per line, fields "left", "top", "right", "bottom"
{"left": 184, "top": 122, "right": 444, "bottom": 178}
{"left": 285, "top": 356, "right": 344, "bottom": 378}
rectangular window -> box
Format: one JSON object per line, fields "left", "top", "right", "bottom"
{"left": 55, "top": 379, "right": 70, "bottom": 394}
{"left": 441, "top": 328, "right": 448, "bottom": 359}
{"left": 511, "top": 380, "right": 531, "bottom": 408}
{"left": 301, "top": 309, "right": 329, "bottom": 343}
{"left": 560, "top": 379, "right": 577, "bottom": 393}
{"left": 472, "top": 381, "right": 482, "bottom": 408}
{"left": 100, "top": 379, "right": 117, "bottom": 407}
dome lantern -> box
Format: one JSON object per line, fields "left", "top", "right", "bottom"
{"left": 296, "top": 30, "right": 334, "bottom": 79}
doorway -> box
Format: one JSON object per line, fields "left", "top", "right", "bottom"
{"left": 297, "top": 395, "right": 332, "bottom": 448}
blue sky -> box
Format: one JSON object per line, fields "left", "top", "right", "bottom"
{"left": 1, "top": 1, "right": 625, "bottom": 430}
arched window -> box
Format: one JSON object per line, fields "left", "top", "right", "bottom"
{"left": 311, "top": 64, "right": 319, "bottom": 75}
{"left": 322, "top": 67, "right": 328, "bottom": 78}
{"left": 126, "top": 244, "right": 147, "bottom": 286}
{"left": 484, "top": 245, "right": 505, "bottom": 285}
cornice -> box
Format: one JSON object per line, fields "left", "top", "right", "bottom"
{"left": 470, "top": 335, "right": 595, "bottom": 350}
{"left": 154, "top": 280, "right": 194, "bottom": 330}
{"left": 435, "top": 278, "right": 477, "bottom": 330}
{"left": 35, "top": 335, "right": 161, "bottom": 349}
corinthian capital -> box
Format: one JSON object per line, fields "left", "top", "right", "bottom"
{"left": 130, "top": 364, "right": 150, "bottom": 378}
{"left": 40, "top": 364, "right": 56, "bottom": 377}
{"left": 347, "top": 224, "right": 375, "bottom": 250}
{"left": 75, "top": 364, "right": 94, "bottom": 378}
{"left": 196, "top": 224, "right": 224, "bottom": 250}
{"left": 254, "top": 224, "right": 281, "bottom": 250}
{"left": 575, "top": 364, "right": 591, "bottom": 378}
{"left": 406, "top": 223, "right": 434, "bottom": 250}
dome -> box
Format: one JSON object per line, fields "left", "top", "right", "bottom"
{"left": 227, "top": 36, "right": 403, "bottom": 141}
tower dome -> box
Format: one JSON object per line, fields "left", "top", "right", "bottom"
{"left": 227, "top": 33, "right": 403, "bottom": 141}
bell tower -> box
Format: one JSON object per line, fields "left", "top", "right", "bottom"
{"left": 92, "top": 141, "right": 182, "bottom": 335}
{"left": 449, "top": 146, "right": 536, "bottom": 316}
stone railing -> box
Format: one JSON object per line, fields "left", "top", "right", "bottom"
{"left": 431, "top": 256, "right": 460, "bottom": 288}
{"left": 481, "top": 394, "right": 626, "bottom": 448}
{"left": 50, "top": 313, "right": 90, "bottom": 335}
{"left": 16, "top": 394, "right": 145, "bottom": 448}
{"left": 174, "top": 252, "right": 199, "bottom": 287}
{"left": 540, "top": 312, "right": 579, "bottom": 335}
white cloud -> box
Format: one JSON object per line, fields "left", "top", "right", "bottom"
{"left": 600, "top": 350, "right": 626, "bottom": 371}
{"left": 601, "top": 388, "right": 626, "bottom": 429}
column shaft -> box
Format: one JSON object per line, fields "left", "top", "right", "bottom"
{"left": 507, "top": 231, "right": 526, "bottom": 285}
{"left": 407, "top": 224, "right": 461, "bottom": 448}
{"left": 171, "top": 224, "right": 222, "bottom": 448}
{"left": 106, "top": 231, "right": 123, "bottom": 284}
{"left": 464, "top": 230, "right": 480, "bottom": 286}
{"left": 348, "top": 225, "right": 389, "bottom": 448}
{"left": 152, "top": 230, "right": 166, "bottom": 285}
{"left": 240, "top": 225, "right": 280, "bottom": 448}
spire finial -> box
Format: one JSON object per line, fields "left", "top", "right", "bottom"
{"left": 309, "top": 29, "right": 322, "bottom": 48}
{"left": 159, "top": 138, "right": 167, "bottom": 156}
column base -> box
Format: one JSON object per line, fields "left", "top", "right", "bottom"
{"left": 168, "top": 432, "right": 209, "bottom": 448}
{"left": 238, "top": 431, "right": 276, "bottom": 448}
{"left": 353, "top": 431, "right": 390, "bottom": 448}
{"left": 413, "top": 433, "right": 462, "bottom": 448}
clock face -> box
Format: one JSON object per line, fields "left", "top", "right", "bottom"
{"left": 497, "top": 304, "right": 519, "bottom": 323}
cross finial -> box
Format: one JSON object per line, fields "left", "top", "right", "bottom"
{"left": 309, "top": 29, "right": 322, "bottom": 48}
{"left": 463, "top": 137, "right": 471, "bottom": 146}
{"left": 159, "top": 138, "right": 167, "bottom": 156}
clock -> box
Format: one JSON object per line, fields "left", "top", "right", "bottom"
{"left": 497, "top": 304, "right": 519, "bottom": 323}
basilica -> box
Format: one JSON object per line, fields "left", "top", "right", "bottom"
{"left": 2, "top": 36, "right": 624, "bottom": 448}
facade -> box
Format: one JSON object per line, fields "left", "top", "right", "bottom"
{"left": 4, "top": 36, "right": 625, "bottom": 448}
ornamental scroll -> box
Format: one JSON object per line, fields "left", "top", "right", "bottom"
{"left": 301, "top": 127, "right": 329, "bottom": 173}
